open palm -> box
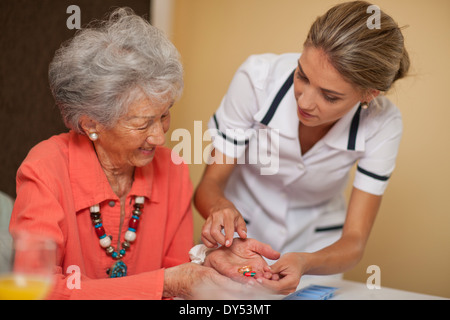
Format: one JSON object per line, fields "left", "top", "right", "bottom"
{"left": 204, "top": 238, "right": 280, "bottom": 282}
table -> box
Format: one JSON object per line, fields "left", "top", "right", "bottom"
{"left": 295, "top": 276, "right": 448, "bottom": 300}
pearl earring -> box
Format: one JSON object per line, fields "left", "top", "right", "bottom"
{"left": 361, "top": 102, "right": 369, "bottom": 110}
{"left": 89, "top": 132, "right": 98, "bottom": 141}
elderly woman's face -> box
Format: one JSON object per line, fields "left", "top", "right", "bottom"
{"left": 95, "top": 96, "right": 172, "bottom": 170}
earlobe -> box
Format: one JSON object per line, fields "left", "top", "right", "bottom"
{"left": 363, "top": 89, "right": 380, "bottom": 103}
{"left": 79, "top": 115, "right": 100, "bottom": 138}
{"left": 361, "top": 89, "right": 381, "bottom": 109}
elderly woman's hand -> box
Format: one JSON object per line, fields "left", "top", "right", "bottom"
{"left": 163, "top": 262, "right": 240, "bottom": 299}
{"left": 203, "top": 238, "right": 280, "bottom": 283}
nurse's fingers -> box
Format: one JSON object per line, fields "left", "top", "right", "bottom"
{"left": 201, "top": 219, "right": 219, "bottom": 248}
{"left": 223, "top": 210, "right": 248, "bottom": 247}
{"left": 223, "top": 215, "right": 236, "bottom": 247}
{"left": 235, "top": 216, "right": 248, "bottom": 240}
{"left": 210, "top": 214, "right": 227, "bottom": 247}
{"left": 201, "top": 235, "right": 218, "bottom": 248}
{"left": 263, "top": 266, "right": 280, "bottom": 280}
{"left": 258, "top": 276, "right": 298, "bottom": 295}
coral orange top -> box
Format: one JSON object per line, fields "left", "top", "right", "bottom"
{"left": 10, "top": 131, "right": 193, "bottom": 299}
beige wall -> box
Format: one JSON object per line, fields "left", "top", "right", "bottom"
{"left": 167, "top": 0, "right": 450, "bottom": 298}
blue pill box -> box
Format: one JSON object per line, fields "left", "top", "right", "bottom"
{"left": 283, "top": 285, "right": 338, "bottom": 300}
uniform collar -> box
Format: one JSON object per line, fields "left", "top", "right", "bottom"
{"left": 322, "top": 102, "right": 365, "bottom": 152}
{"left": 253, "top": 68, "right": 298, "bottom": 139}
{"left": 68, "top": 131, "right": 157, "bottom": 212}
{"left": 254, "top": 92, "right": 365, "bottom": 152}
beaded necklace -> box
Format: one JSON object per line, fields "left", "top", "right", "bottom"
{"left": 90, "top": 196, "right": 144, "bottom": 278}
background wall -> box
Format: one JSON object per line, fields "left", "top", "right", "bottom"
{"left": 167, "top": 0, "right": 450, "bottom": 298}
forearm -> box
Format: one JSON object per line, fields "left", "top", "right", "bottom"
{"left": 302, "top": 234, "right": 366, "bottom": 276}
{"left": 302, "top": 188, "right": 382, "bottom": 276}
{"left": 48, "top": 268, "right": 165, "bottom": 300}
{"left": 194, "top": 176, "right": 228, "bottom": 220}
{"left": 163, "top": 265, "right": 187, "bottom": 298}
{"left": 163, "top": 262, "right": 229, "bottom": 300}
{"left": 194, "top": 149, "right": 237, "bottom": 219}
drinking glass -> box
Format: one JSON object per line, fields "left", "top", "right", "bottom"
{"left": 0, "top": 231, "right": 56, "bottom": 300}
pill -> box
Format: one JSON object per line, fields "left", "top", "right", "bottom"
{"left": 238, "top": 266, "right": 252, "bottom": 274}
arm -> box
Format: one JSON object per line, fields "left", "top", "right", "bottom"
{"left": 194, "top": 148, "right": 247, "bottom": 248}
{"left": 195, "top": 56, "right": 269, "bottom": 248}
{"left": 261, "top": 187, "right": 382, "bottom": 294}
{"left": 10, "top": 161, "right": 171, "bottom": 300}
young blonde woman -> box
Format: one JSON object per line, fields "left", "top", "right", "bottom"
{"left": 195, "top": 1, "right": 410, "bottom": 294}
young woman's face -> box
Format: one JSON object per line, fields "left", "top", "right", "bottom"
{"left": 95, "top": 95, "right": 172, "bottom": 170}
{"left": 294, "top": 46, "right": 363, "bottom": 129}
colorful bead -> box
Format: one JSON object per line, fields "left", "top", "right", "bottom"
{"left": 124, "top": 230, "right": 136, "bottom": 242}
{"left": 122, "top": 241, "right": 130, "bottom": 250}
{"left": 135, "top": 196, "right": 145, "bottom": 204}
{"left": 129, "top": 218, "right": 139, "bottom": 230}
{"left": 99, "top": 236, "right": 112, "bottom": 248}
{"left": 94, "top": 224, "right": 106, "bottom": 238}
{"left": 91, "top": 213, "right": 101, "bottom": 220}
{"left": 109, "top": 261, "right": 127, "bottom": 278}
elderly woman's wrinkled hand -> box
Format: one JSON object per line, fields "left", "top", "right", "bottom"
{"left": 203, "top": 238, "right": 280, "bottom": 283}
{"left": 163, "top": 262, "right": 242, "bottom": 300}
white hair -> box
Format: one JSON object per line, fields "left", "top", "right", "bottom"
{"left": 49, "top": 7, "right": 184, "bottom": 133}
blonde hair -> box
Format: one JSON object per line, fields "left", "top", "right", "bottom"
{"left": 304, "top": 1, "right": 410, "bottom": 94}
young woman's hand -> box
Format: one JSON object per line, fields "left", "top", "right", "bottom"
{"left": 259, "top": 252, "right": 308, "bottom": 295}
{"left": 201, "top": 198, "right": 247, "bottom": 248}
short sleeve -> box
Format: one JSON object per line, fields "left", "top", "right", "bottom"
{"left": 353, "top": 105, "right": 403, "bottom": 195}
{"left": 207, "top": 55, "right": 272, "bottom": 158}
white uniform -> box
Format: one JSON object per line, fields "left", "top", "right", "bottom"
{"left": 208, "top": 53, "right": 403, "bottom": 254}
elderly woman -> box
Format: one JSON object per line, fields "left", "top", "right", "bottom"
{"left": 9, "top": 8, "right": 279, "bottom": 300}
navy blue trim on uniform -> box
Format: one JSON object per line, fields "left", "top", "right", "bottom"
{"left": 213, "top": 114, "right": 249, "bottom": 146}
{"left": 347, "top": 104, "right": 362, "bottom": 151}
{"left": 357, "top": 166, "right": 390, "bottom": 181}
{"left": 315, "top": 224, "right": 344, "bottom": 232}
{"left": 260, "top": 69, "right": 296, "bottom": 126}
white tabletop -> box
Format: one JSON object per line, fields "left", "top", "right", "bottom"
{"left": 296, "top": 276, "right": 447, "bottom": 300}
{"left": 188, "top": 274, "right": 447, "bottom": 300}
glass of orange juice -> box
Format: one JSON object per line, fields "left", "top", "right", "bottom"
{"left": 0, "top": 231, "right": 56, "bottom": 300}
